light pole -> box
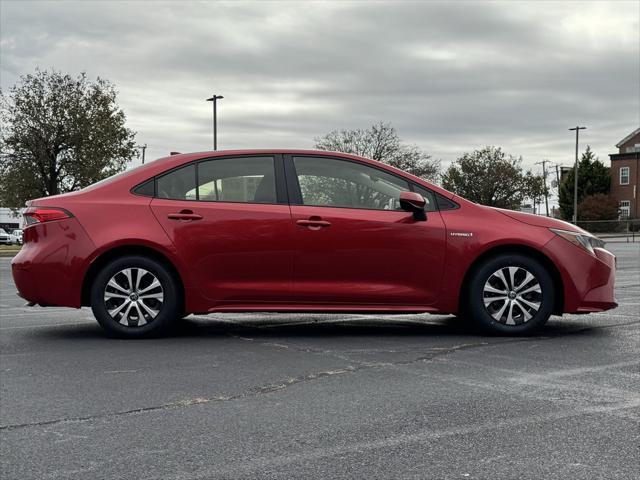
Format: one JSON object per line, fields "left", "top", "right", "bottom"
{"left": 206, "top": 94, "right": 224, "bottom": 150}
{"left": 569, "top": 126, "right": 586, "bottom": 223}
{"left": 136, "top": 144, "right": 147, "bottom": 164}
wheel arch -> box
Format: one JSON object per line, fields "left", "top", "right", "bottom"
{"left": 459, "top": 243, "right": 564, "bottom": 315}
{"left": 81, "top": 244, "right": 185, "bottom": 310}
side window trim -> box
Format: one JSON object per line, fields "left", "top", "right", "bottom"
{"left": 134, "top": 154, "right": 287, "bottom": 205}
{"left": 285, "top": 153, "right": 451, "bottom": 212}
{"left": 283, "top": 154, "right": 303, "bottom": 205}
{"left": 273, "top": 154, "right": 289, "bottom": 204}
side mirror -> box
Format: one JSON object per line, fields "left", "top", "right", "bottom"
{"left": 399, "top": 191, "right": 427, "bottom": 221}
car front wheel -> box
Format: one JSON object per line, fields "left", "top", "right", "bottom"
{"left": 464, "top": 253, "right": 554, "bottom": 335}
{"left": 90, "top": 255, "right": 181, "bottom": 338}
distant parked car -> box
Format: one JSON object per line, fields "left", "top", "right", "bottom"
{"left": 12, "top": 149, "right": 617, "bottom": 338}
{"left": 0, "top": 228, "right": 13, "bottom": 245}
{"left": 11, "top": 229, "right": 23, "bottom": 245}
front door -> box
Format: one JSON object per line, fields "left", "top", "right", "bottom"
{"left": 286, "top": 155, "right": 447, "bottom": 307}
{"left": 150, "top": 155, "right": 295, "bottom": 305}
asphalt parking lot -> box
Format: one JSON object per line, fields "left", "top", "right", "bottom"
{"left": 1, "top": 243, "right": 639, "bottom": 480}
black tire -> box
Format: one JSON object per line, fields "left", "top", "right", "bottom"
{"left": 463, "top": 253, "right": 554, "bottom": 335}
{"left": 90, "top": 255, "right": 181, "bottom": 338}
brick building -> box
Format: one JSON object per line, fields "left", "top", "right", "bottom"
{"left": 609, "top": 127, "right": 640, "bottom": 219}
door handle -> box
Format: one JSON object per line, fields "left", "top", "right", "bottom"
{"left": 167, "top": 210, "right": 202, "bottom": 221}
{"left": 296, "top": 219, "right": 331, "bottom": 228}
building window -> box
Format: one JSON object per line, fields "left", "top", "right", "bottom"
{"left": 619, "top": 200, "right": 630, "bottom": 219}
{"left": 619, "top": 167, "right": 630, "bottom": 185}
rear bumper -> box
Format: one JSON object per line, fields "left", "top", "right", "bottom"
{"left": 11, "top": 219, "right": 95, "bottom": 308}
{"left": 544, "top": 237, "right": 617, "bottom": 313}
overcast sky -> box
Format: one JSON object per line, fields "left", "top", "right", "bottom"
{"left": 1, "top": 0, "right": 639, "bottom": 173}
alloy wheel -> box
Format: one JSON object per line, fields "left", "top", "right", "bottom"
{"left": 482, "top": 266, "right": 542, "bottom": 326}
{"left": 103, "top": 268, "right": 164, "bottom": 327}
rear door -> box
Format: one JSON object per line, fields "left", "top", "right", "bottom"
{"left": 285, "top": 155, "right": 447, "bottom": 306}
{"left": 150, "top": 155, "right": 295, "bottom": 305}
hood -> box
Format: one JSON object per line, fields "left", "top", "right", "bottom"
{"left": 491, "top": 207, "right": 587, "bottom": 234}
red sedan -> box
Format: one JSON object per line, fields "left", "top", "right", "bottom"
{"left": 11, "top": 150, "right": 617, "bottom": 338}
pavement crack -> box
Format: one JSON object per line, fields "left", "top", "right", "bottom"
{"left": 0, "top": 367, "right": 359, "bottom": 432}
{"left": 0, "top": 332, "right": 593, "bottom": 433}
{"left": 0, "top": 341, "right": 510, "bottom": 432}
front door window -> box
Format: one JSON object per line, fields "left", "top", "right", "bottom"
{"left": 293, "top": 156, "right": 410, "bottom": 210}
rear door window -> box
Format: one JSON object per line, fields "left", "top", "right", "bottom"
{"left": 195, "top": 156, "right": 276, "bottom": 204}
{"left": 156, "top": 164, "right": 197, "bottom": 200}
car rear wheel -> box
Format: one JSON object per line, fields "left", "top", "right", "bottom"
{"left": 90, "top": 255, "right": 180, "bottom": 338}
{"left": 464, "top": 253, "right": 554, "bottom": 335}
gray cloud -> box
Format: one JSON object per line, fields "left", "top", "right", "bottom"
{"left": 1, "top": 0, "right": 638, "bottom": 172}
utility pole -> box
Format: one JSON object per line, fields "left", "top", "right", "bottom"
{"left": 206, "top": 94, "right": 224, "bottom": 150}
{"left": 535, "top": 159, "right": 550, "bottom": 217}
{"left": 136, "top": 144, "right": 147, "bottom": 164}
{"left": 569, "top": 126, "right": 586, "bottom": 223}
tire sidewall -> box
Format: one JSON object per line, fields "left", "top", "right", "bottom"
{"left": 466, "top": 253, "right": 554, "bottom": 335}
{"left": 90, "top": 255, "right": 180, "bottom": 338}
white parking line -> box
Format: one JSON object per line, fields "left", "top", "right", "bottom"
{"left": 591, "top": 312, "right": 640, "bottom": 319}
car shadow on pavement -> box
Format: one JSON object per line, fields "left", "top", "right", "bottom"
{"left": 169, "top": 314, "right": 610, "bottom": 339}
{"left": 28, "top": 313, "right": 608, "bottom": 342}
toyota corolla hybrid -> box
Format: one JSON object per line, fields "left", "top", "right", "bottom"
{"left": 11, "top": 150, "right": 617, "bottom": 338}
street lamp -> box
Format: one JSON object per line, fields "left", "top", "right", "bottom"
{"left": 569, "top": 126, "right": 586, "bottom": 224}
{"left": 206, "top": 94, "right": 224, "bottom": 150}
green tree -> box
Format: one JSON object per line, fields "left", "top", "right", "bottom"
{"left": 314, "top": 122, "right": 440, "bottom": 181}
{"left": 558, "top": 146, "right": 610, "bottom": 221}
{"left": 0, "top": 69, "right": 137, "bottom": 208}
{"left": 441, "top": 146, "right": 541, "bottom": 210}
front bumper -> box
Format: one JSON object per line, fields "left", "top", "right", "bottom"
{"left": 574, "top": 247, "right": 618, "bottom": 312}
{"left": 544, "top": 236, "right": 617, "bottom": 313}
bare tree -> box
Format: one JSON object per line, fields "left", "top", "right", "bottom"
{"left": 314, "top": 122, "right": 440, "bottom": 181}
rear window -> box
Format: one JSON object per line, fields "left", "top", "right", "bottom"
{"left": 81, "top": 164, "right": 148, "bottom": 192}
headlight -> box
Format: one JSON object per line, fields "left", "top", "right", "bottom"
{"left": 549, "top": 228, "right": 605, "bottom": 255}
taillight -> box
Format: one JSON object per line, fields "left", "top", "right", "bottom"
{"left": 24, "top": 207, "right": 72, "bottom": 225}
